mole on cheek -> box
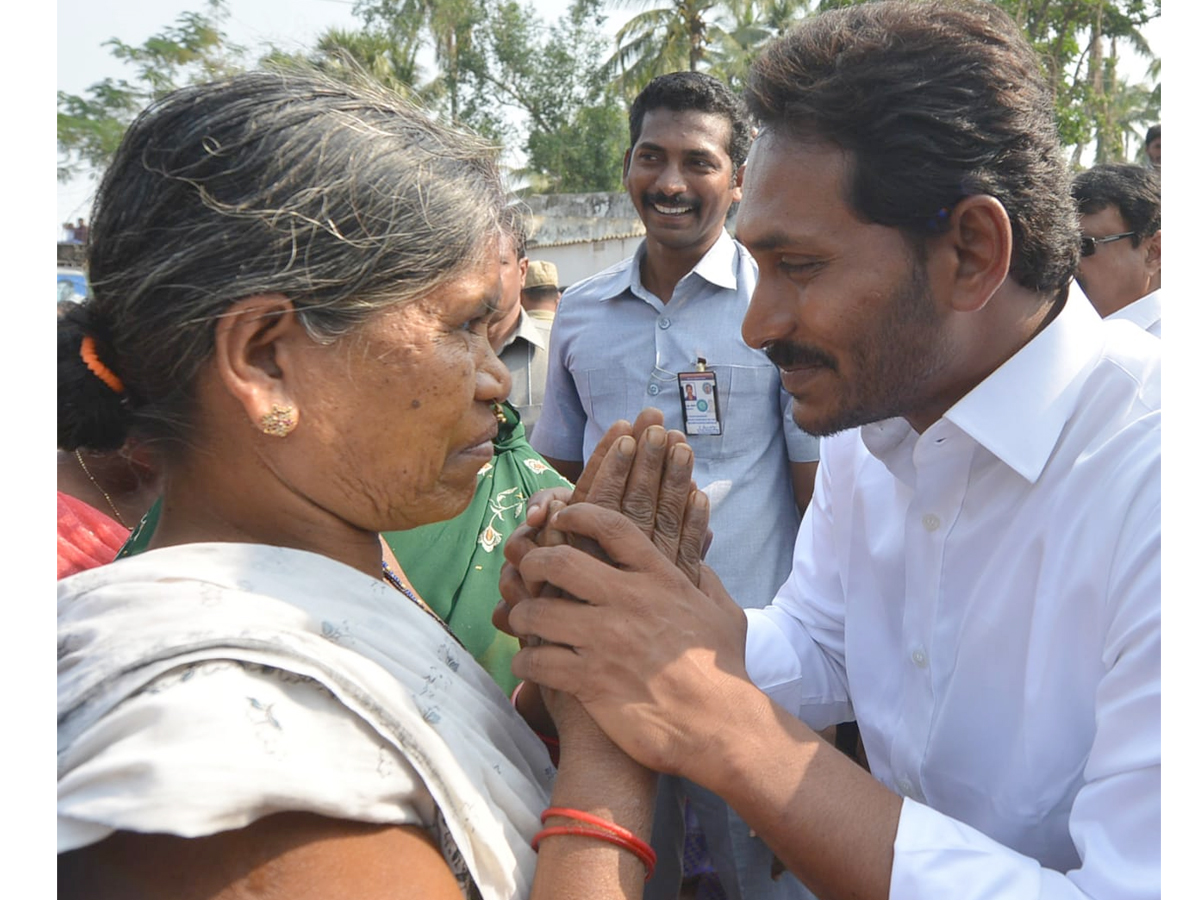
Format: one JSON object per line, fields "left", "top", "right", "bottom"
{"left": 411, "top": 399, "right": 421, "bottom": 409}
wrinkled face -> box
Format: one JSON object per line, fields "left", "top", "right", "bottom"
{"left": 487, "top": 231, "right": 528, "bottom": 351}
{"left": 737, "top": 134, "right": 954, "bottom": 436}
{"left": 1075, "top": 204, "right": 1157, "bottom": 319}
{"left": 288, "top": 252, "right": 511, "bottom": 532}
{"left": 624, "top": 108, "right": 742, "bottom": 256}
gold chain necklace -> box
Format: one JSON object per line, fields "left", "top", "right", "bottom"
{"left": 73, "top": 449, "right": 130, "bottom": 529}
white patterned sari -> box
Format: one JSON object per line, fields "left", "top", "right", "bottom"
{"left": 58, "top": 542, "right": 555, "bottom": 900}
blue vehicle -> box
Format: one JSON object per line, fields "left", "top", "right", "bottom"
{"left": 57, "top": 267, "right": 90, "bottom": 304}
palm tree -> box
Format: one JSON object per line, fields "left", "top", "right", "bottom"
{"left": 602, "top": 0, "right": 725, "bottom": 100}
{"left": 707, "top": 0, "right": 812, "bottom": 91}
{"left": 311, "top": 28, "right": 426, "bottom": 97}
{"left": 602, "top": 0, "right": 815, "bottom": 99}
{"left": 356, "top": 0, "right": 484, "bottom": 122}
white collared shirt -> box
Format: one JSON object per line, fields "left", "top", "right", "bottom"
{"left": 533, "top": 229, "right": 819, "bottom": 609}
{"left": 1106, "top": 288, "right": 1161, "bottom": 337}
{"left": 745, "top": 293, "right": 1160, "bottom": 898}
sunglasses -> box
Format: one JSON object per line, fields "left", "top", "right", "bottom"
{"left": 1080, "top": 231, "right": 1137, "bottom": 257}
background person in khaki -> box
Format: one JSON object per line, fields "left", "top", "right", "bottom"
{"left": 521, "top": 259, "right": 562, "bottom": 319}
{"left": 490, "top": 209, "right": 554, "bottom": 438}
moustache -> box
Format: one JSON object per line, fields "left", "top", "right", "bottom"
{"left": 645, "top": 193, "right": 698, "bottom": 210}
{"left": 763, "top": 340, "right": 838, "bottom": 372}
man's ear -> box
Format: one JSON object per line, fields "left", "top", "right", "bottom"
{"left": 1144, "top": 228, "right": 1161, "bottom": 277}
{"left": 731, "top": 162, "right": 745, "bottom": 202}
{"left": 518, "top": 256, "right": 530, "bottom": 287}
{"left": 211, "top": 294, "right": 309, "bottom": 432}
{"left": 935, "top": 195, "right": 1012, "bottom": 313}
{"left": 622, "top": 148, "right": 632, "bottom": 185}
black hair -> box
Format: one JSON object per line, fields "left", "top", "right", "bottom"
{"left": 59, "top": 70, "right": 503, "bottom": 452}
{"left": 744, "top": 0, "right": 1078, "bottom": 295}
{"left": 628, "top": 71, "right": 752, "bottom": 170}
{"left": 1072, "top": 164, "right": 1161, "bottom": 246}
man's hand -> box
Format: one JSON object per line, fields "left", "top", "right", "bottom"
{"left": 508, "top": 502, "right": 746, "bottom": 778}
{"left": 497, "top": 409, "right": 708, "bottom": 633}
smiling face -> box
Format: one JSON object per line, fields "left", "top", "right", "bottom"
{"left": 1075, "top": 204, "right": 1159, "bottom": 319}
{"left": 284, "top": 253, "right": 512, "bottom": 532}
{"left": 737, "top": 134, "right": 956, "bottom": 436}
{"left": 623, "top": 107, "right": 742, "bottom": 259}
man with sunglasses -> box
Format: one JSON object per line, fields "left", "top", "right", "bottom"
{"left": 1072, "top": 164, "right": 1161, "bottom": 336}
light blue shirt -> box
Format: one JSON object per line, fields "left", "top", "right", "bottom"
{"left": 533, "top": 229, "right": 819, "bottom": 609}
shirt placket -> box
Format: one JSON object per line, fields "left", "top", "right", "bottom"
{"left": 891, "top": 423, "right": 972, "bottom": 802}
{"left": 647, "top": 280, "right": 692, "bottom": 399}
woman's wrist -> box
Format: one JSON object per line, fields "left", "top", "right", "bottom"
{"left": 512, "top": 680, "right": 557, "bottom": 738}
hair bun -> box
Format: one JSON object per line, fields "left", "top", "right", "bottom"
{"left": 58, "top": 303, "right": 132, "bottom": 451}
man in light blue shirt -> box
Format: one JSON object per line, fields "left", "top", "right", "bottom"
{"left": 532, "top": 71, "right": 819, "bottom": 900}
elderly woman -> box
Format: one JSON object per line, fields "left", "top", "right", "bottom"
{"left": 57, "top": 71, "right": 707, "bottom": 899}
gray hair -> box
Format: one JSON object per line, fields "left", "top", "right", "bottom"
{"left": 68, "top": 69, "right": 504, "bottom": 448}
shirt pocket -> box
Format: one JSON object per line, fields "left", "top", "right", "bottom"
{"left": 580, "top": 368, "right": 635, "bottom": 431}
{"left": 689, "top": 364, "right": 782, "bottom": 461}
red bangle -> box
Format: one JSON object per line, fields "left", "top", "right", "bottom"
{"left": 531, "top": 826, "right": 657, "bottom": 881}
{"left": 535, "top": 807, "right": 656, "bottom": 880}
{"left": 542, "top": 807, "right": 640, "bottom": 841}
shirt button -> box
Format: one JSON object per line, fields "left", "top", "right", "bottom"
{"left": 897, "top": 778, "right": 914, "bottom": 797}
{"left": 658, "top": 317, "right": 671, "bottom": 329}
{"left": 648, "top": 384, "right": 661, "bottom": 396}
{"left": 911, "top": 648, "right": 928, "bottom": 668}
{"left": 922, "top": 513, "right": 941, "bottom": 532}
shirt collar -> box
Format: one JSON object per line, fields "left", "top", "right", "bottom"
{"left": 862, "top": 286, "right": 1105, "bottom": 484}
{"left": 944, "top": 286, "right": 1103, "bottom": 482}
{"left": 1105, "top": 288, "right": 1161, "bottom": 333}
{"left": 599, "top": 229, "right": 740, "bottom": 302}
{"left": 499, "top": 308, "right": 549, "bottom": 352}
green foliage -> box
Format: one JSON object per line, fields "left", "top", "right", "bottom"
{"left": 57, "top": 0, "right": 246, "bottom": 182}
{"left": 60, "top": 0, "right": 1162, "bottom": 194}
{"left": 601, "top": 0, "right": 1160, "bottom": 167}
{"left": 993, "top": 0, "right": 1160, "bottom": 164}
{"left": 355, "top": 0, "right": 485, "bottom": 122}
{"left": 487, "top": 0, "right": 629, "bottom": 191}
{"left": 706, "top": 0, "right": 813, "bottom": 91}
{"left": 603, "top": 0, "right": 725, "bottom": 99}
{"left": 354, "top": 0, "right": 629, "bottom": 191}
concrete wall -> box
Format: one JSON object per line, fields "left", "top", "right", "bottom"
{"left": 522, "top": 190, "right": 740, "bottom": 289}
{"left": 523, "top": 192, "right": 645, "bottom": 287}
{"left": 526, "top": 235, "right": 646, "bottom": 289}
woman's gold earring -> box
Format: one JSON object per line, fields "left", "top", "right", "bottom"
{"left": 260, "top": 404, "right": 298, "bottom": 437}
{"left": 491, "top": 402, "right": 507, "bottom": 425}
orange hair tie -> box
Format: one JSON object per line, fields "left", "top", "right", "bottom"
{"left": 79, "top": 335, "right": 125, "bottom": 394}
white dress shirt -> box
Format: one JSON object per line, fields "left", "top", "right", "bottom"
{"left": 745, "top": 293, "right": 1160, "bottom": 899}
{"left": 1106, "top": 288, "right": 1161, "bottom": 337}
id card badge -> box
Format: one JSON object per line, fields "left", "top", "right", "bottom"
{"left": 678, "top": 363, "right": 721, "bottom": 436}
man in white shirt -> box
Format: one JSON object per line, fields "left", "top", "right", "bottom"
{"left": 504, "top": 3, "right": 1160, "bottom": 899}
{"left": 1071, "top": 164, "right": 1161, "bottom": 336}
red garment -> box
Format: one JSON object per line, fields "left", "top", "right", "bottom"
{"left": 58, "top": 491, "right": 129, "bottom": 579}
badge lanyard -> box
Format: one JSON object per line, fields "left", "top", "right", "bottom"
{"left": 678, "top": 357, "right": 721, "bottom": 435}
